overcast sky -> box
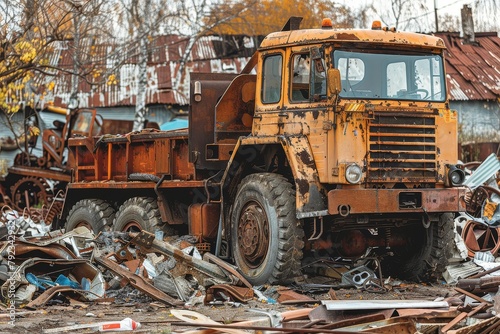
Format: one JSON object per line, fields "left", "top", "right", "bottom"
{"left": 337, "top": 0, "right": 496, "bottom": 33}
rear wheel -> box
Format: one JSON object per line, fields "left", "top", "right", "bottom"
{"left": 382, "top": 213, "right": 454, "bottom": 281}
{"left": 231, "top": 173, "right": 304, "bottom": 285}
{"left": 113, "top": 197, "right": 162, "bottom": 233}
{"left": 65, "top": 199, "right": 115, "bottom": 233}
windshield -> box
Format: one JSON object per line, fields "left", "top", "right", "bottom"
{"left": 333, "top": 50, "right": 446, "bottom": 102}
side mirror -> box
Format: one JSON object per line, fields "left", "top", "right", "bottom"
{"left": 311, "top": 47, "right": 325, "bottom": 73}
{"left": 327, "top": 68, "right": 342, "bottom": 97}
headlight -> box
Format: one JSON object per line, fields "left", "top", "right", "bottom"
{"left": 345, "top": 164, "right": 363, "bottom": 184}
{"left": 447, "top": 164, "right": 465, "bottom": 186}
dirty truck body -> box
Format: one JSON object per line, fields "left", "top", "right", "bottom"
{"left": 61, "top": 20, "right": 465, "bottom": 285}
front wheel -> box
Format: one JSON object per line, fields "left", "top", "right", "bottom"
{"left": 382, "top": 213, "right": 454, "bottom": 282}
{"left": 231, "top": 173, "right": 304, "bottom": 285}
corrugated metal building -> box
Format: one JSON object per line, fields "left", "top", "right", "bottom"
{"left": 436, "top": 31, "right": 500, "bottom": 160}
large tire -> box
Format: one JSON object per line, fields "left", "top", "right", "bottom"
{"left": 65, "top": 199, "right": 115, "bottom": 233}
{"left": 383, "top": 213, "right": 454, "bottom": 282}
{"left": 231, "top": 173, "right": 304, "bottom": 285}
{"left": 113, "top": 197, "right": 162, "bottom": 233}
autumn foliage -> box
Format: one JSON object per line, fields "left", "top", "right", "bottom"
{"left": 206, "top": 0, "right": 357, "bottom": 36}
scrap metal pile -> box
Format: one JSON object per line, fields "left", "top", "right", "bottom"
{"left": 0, "top": 154, "right": 499, "bottom": 333}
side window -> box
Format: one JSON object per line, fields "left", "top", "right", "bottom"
{"left": 311, "top": 57, "right": 326, "bottom": 98}
{"left": 415, "top": 57, "right": 444, "bottom": 100}
{"left": 291, "top": 54, "right": 310, "bottom": 102}
{"left": 262, "top": 54, "right": 282, "bottom": 104}
{"left": 431, "top": 57, "right": 444, "bottom": 100}
{"left": 387, "top": 62, "right": 407, "bottom": 97}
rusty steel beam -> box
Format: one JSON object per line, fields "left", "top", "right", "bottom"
{"left": 93, "top": 250, "right": 182, "bottom": 306}
{"left": 202, "top": 252, "right": 252, "bottom": 289}
{"left": 67, "top": 180, "right": 205, "bottom": 189}
{"left": 6, "top": 166, "right": 72, "bottom": 182}
{"left": 174, "top": 322, "right": 379, "bottom": 333}
{"left": 328, "top": 188, "right": 466, "bottom": 215}
{"left": 131, "top": 231, "right": 229, "bottom": 281}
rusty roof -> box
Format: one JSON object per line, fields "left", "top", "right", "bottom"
{"left": 261, "top": 28, "right": 446, "bottom": 50}
{"left": 40, "top": 31, "right": 500, "bottom": 108}
{"left": 43, "top": 34, "right": 263, "bottom": 108}
{"left": 436, "top": 32, "right": 500, "bottom": 101}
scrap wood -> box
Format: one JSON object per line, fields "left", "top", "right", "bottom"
{"left": 173, "top": 321, "right": 380, "bottom": 333}
{"left": 171, "top": 309, "right": 366, "bottom": 333}
{"left": 277, "top": 287, "right": 315, "bottom": 303}
{"left": 25, "top": 285, "right": 101, "bottom": 309}
{"left": 441, "top": 302, "right": 488, "bottom": 333}
{"left": 395, "top": 308, "right": 459, "bottom": 318}
{"left": 170, "top": 309, "right": 247, "bottom": 334}
{"left": 454, "top": 287, "right": 493, "bottom": 305}
{"left": 447, "top": 315, "right": 500, "bottom": 334}
{"left": 281, "top": 308, "right": 314, "bottom": 322}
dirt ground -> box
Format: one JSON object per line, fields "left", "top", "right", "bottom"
{"left": 0, "top": 278, "right": 458, "bottom": 333}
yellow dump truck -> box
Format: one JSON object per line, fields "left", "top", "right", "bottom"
{"left": 61, "top": 17, "right": 466, "bottom": 285}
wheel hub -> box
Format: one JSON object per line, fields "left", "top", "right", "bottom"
{"left": 237, "top": 202, "right": 269, "bottom": 268}
{"left": 121, "top": 221, "right": 142, "bottom": 232}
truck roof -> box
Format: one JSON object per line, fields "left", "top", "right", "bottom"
{"left": 259, "top": 28, "right": 445, "bottom": 51}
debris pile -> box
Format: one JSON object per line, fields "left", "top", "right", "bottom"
{"left": 0, "top": 154, "right": 499, "bottom": 333}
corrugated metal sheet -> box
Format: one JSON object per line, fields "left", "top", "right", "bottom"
{"left": 34, "top": 32, "right": 500, "bottom": 107}
{"left": 40, "top": 34, "right": 263, "bottom": 109}
{"left": 437, "top": 32, "right": 500, "bottom": 101}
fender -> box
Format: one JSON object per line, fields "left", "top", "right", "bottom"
{"left": 222, "top": 135, "right": 327, "bottom": 219}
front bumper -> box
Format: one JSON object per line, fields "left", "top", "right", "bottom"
{"left": 328, "top": 188, "right": 466, "bottom": 215}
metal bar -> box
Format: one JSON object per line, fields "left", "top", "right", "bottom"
{"left": 322, "top": 300, "right": 449, "bottom": 311}
{"left": 93, "top": 250, "right": 182, "bottom": 306}
{"left": 454, "top": 287, "right": 493, "bottom": 305}
{"left": 371, "top": 124, "right": 436, "bottom": 129}
{"left": 131, "top": 231, "right": 229, "bottom": 281}
{"left": 67, "top": 180, "right": 206, "bottom": 189}
{"left": 463, "top": 153, "right": 500, "bottom": 189}
{"left": 173, "top": 322, "right": 379, "bottom": 333}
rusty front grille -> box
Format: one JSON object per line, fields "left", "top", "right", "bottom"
{"left": 368, "top": 114, "right": 437, "bottom": 182}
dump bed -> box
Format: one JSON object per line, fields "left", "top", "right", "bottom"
{"left": 68, "top": 130, "right": 194, "bottom": 183}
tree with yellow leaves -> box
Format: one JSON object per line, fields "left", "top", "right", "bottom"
{"left": 0, "top": 0, "right": 121, "bottom": 155}
{"left": 205, "top": 0, "right": 364, "bottom": 36}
